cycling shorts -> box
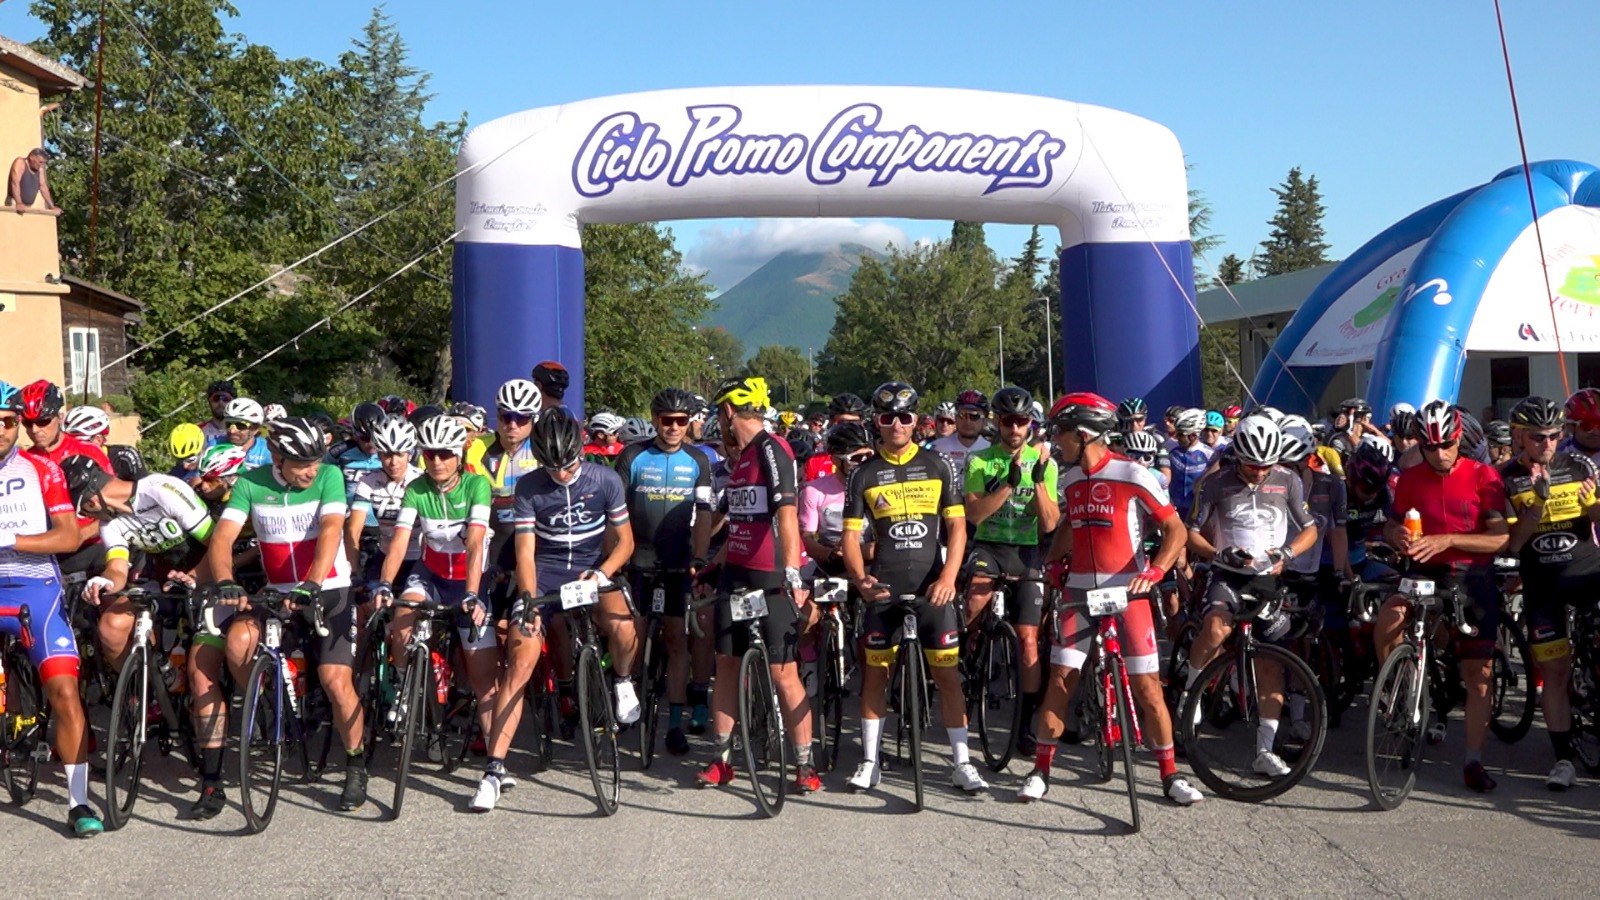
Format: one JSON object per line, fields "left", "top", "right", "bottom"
{"left": 714, "top": 567, "right": 800, "bottom": 664}
{"left": 1385, "top": 563, "right": 1500, "bottom": 661}
{"left": 235, "top": 587, "right": 357, "bottom": 668}
{"left": 402, "top": 568, "right": 495, "bottom": 652}
{"left": 1203, "top": 569, "right": 1283, "bottom": 620}
{"left": 1051, "top": 589, "right": 1159, "bottom": 675}
{"left": 965, "top": 542, "right": 1044, "bottom": 628}
{"left": 1520, "top": 555, "right": 1600, "bottom": 664}
{"left": 861, "top": 587, "right": 961, "bottom": 670}
{"left": 630, "top": 568, "right": 691, "bottom": 619}
{"left": 0, "top": 576, "right": 79, "bottom": 682}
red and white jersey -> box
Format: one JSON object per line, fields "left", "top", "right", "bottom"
{"left": 0, "top": 449, "right": 74, "bottom": 579}
{"left": 1059, "top": 452, "right": 1176, "bottom": 590}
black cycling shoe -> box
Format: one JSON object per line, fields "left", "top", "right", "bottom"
{"left": 191, "top": 782, "right": 227, "bottom": 820}
{"left": 665, "top": 726, "right": 691, "bottom": 756}
{"left": 340, "top": 765, "right": 368, "bottom": 811}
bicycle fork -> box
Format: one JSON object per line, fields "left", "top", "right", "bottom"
{"left": 1102, "top": 623, "right": 1144, "bottom": 747}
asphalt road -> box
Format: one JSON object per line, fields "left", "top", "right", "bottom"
{"left": 3, "top": 692, "right": 1595, "bottom": 898}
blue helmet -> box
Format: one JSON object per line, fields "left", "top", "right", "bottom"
{"left": 0, "top": 381, "right": 18, "bottom": 413}
{"left": 1205, "top": 410, "right": 1226, "bottom": 430}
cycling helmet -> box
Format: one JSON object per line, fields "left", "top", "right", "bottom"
{"left": 349, "top": 402, "right": 386, "bottom": 440}
{"left": 371, "top": 415, "right": 417, "bottom": 454}
{"left": 690, "top": 394, "right": 710, "bottom": 417}
{"left": 530, "top": 361, "right": 570, "bottom": 399}
{"left": 872, "top": 381, "right": 919, "bottom": 414}
{"left": 1388, "top": 401, "right": 1416, "bottom": 422}
{"left": 108, "top": 444, "right": 147, "bottom": 481}
{"left": 1118, "top": 397, "right": 1148, "bottom": 420}
{"left": 61, "top": 454, "right": 111, "bottom": 509}
{"left": 1485, "top": 420, "right": 1513, "bottom": 447}
{"left": 1359, "top": 433, "right": 1396, "bottom": 462}
{"left": 1566, "top": 388, "right": 1600, "bottom": 428}
{"left": 1243, "top": 405, "right": 1285, "bottom": 425}
{"left": 778, "top": 411, "right": 801, "bottom": 430}
{"left": 1279, "top": 419, "right": 1315, "bottom": 463}
{"left": 620, "top": 416, "right": 655, "bottom": 443}
{"left": 787, "top": 427, "right": 819, "bottom": 463}
{"left": 825, "top": 421, "right": 873, "bottom": 455}
{"left": 1205, "top": 410, "right": 1225, "bottom": 430}
{"left": 408, "top": 405, "right": 445, "bottom": 429}
{"left": 1164, "top": 404, "right": 1185, "bottom": 422}
{"left": 991, "top": 387, "right": 1033, "bottom": 418}
{"left": 588, "top": 411, "right": 625, "bottom": 435}
{"left": 1122, "top": 429, "right": 1160, "bottom": 456}
{"left": 1048, "top": 392, "right": 1119, "bottom": 437}
{"left": 198, "top": 444, "right": 249, "bottom": 479}
{"left": 1388, "top": 409, "right": 1418, "bottom": 441}
{"left": 224, "top": 398, "right": 264, "bottom": 426}
{"left": 64, "top": 406, "right": 111, "bottom": 439}
{"left": 169, "top": 423, "right": 206, "bottom": 461}
{"left": 1416, "top": 400, "right": 1462, "bottom": 445}
{"left": 267, "top": 417, "right": 326, "bottom": 461}
{"left": 205, "top": 379, "right": 235, "bottom": 400}
{"left": 1347, "top": 441, "right": 1392, "bottom": 488}
{"left": 496, "top": 379, "right": 542, "bottom": 416}
{"left": 0, "top": 381, "right": 19, "bottom": 413}
{"left": 1223, "top": 404, "right": 1244, "bottom": 420}
{"left": 416, "top": 414, "right": 468, "bottom": 452}
{"left": 1510, "top": 395, "right": 1562, "bottom": 431}
{"left": 1279, "top": 413, "right": 1313, "bottom": 439}
{"left": 449, "top": 401, "right": 487, "bottom": 432}
{"left": 955, "top": 389, "right": 989, "bottom": 413}
{"left": 1231, "top": 415, "right": 1284, "bottom": 466}
{"left": 378, "top": 395, "right": 413, "bottom": 417}
{"left": 827, "top": 392, "right": 869, "bottom": 419}
{"left": 332, "top": 417, "right": 354, "bottom": 444}
{"left": 1173, "top": 408, "right": 1206, "bottom": 435}
{"left": 933, "top": 401, "right": 958, "bottom": 420}
{"left": 262, "top": 403, "right": 288, "bottom": 423}
{"left": 1339, "top": 397, "right": 1372, "bottom": 416}
{"left": 700, "top": 415, "right": 722, "bottom": 444}
{"left": 1030, "top": 401, "right": 1045, "bottom": 425}
{"left": 714, "top": 376, "right": 771, "bottom": 413}
{"left": 20, "top": 380, "right": 63, "bottom": 420}
{"left": 1456, "top": 407, "right": 1488, "bottom": 462}
{"left": 650, "top": 388, "right": 699, "bottom": 415}
{"left": 532, "top": 409, "right": 584, "bottom": 467}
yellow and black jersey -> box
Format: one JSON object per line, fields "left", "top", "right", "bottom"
{"left": 1500, "top": 453, "right": 1599, "bottom": 571}
{"left": 843, "top": 443, "right": 964, "bottom": 575}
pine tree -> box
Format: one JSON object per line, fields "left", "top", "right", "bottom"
{"left": 1255, "top": 167, "right": 1330, "bottom": 277}
{"left": 950, "top": 221, "right": 986, "bottom": 256}
{"left": 1215, "top": 253, "right": 1246, "bottom": 288}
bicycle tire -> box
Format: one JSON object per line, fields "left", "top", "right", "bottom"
{"left": 577, "top": 645, "right": 620, "bottom": 815}
{"left": 977, "top": 619, "right": 1022, "bottom": 773}
{"left": 814, "top": 619, "right": 845, "bottom": 773}
{"left": 903, "top": 641, "right": 925, "bottom": 812}
{"left": 391, "top": 645, "right": 429, "bottom": 820}
{"left": 1574, "top": 699, "right": 1600, "bottom": 774}
{"left": 1181, "top": 643, "right": 1326, "bottom": 803}
{"left": 238, "top": 654, "right": 285, "bottom": 833}
{"left": 637, "top": 628, "right": 663, "bottom": 770}
{"left": 1488, "top": 617, "right": 1535, "bottom": 744}
{"left": 739, "top": 645, "right": 787, "bottom": 817}
{"left": 1366, "top": 642, "right": 1427, "bottom": 810}
{"left": 1109, "top": 654, "right": 1141, "bottom": 833}
{"left": 104, "top": 644, "right": 150, "bottom": 830}
{"left": 1085, "top": 658, "right": 1113, "bottom": 784}
{"left": 1, "top": 647, "right": 41, "bottom": 805}
{"left": 1164, "top": 621, "right": 1197, "bottom": 716}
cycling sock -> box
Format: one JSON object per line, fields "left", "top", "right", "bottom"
{"left": 1256, "top": 718, "right": 1278, "bottom": 755}
{"left": 948, "top": 726, "right": 970, "bottom": 766}
{"left": 795, "top": 742, "right": 813, "bottom": 769}
{"left": 65, "top": 762, "right": 89, "bottom": 808}
{"left": 1034, "top": 742, "right": 1056, "bottom": 776}
{"left": 669, "top": 703, "right": 685, "bottom": 729}
{"left": 861, "top": 718, "right": 883, "bottom": 764}
{"left": 347, "top": 746, "right": 365, "bottom": 765}
{"left": 715, "top": 733, "right": 733, "bottom": 763}
{"left": 486, "top": 757, "right": 506, "bottom": 778}
{"left": 1464, "top": 747, "right": 1483, "bottom": 766}
{"left": 1550, "top": 729, "right": 1575, "bottom": 761}
{"left": 201, "top": 746, "right": 224, "bottom": 782}
{"left": 1185, "top": 663, "right": 1202, "bottom": 689}
{"left": 1152, "top": 743, "right": 1178, "bottom": 781}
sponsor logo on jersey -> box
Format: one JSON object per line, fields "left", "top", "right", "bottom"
{"left": 1532, "top": 532, "right": 1579, "bottom": 555}
{"left": 888, "top": 520, "right": 929, "bottom": 542}
{"left": 1089, "top": 482, "right": 1113, "bottom": 504}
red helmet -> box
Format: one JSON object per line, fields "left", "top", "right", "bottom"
{"left": 20, "top": 379, "right": 63, "bottom": 420}
{"left": 1049, "top": 392, "right": 1119, "bottom": 436}
{"left": 1565, "top": 388, "right": 1600, "bottom": 428}
{"left": 1417, "top": 400, "right": 1462, "bottom": 445}
{"left": 1223, "top": 404, "right": 1244, "bottom": 419}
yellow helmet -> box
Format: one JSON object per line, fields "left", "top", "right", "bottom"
{"left": 169, "top": 422, "right": 206, "bottom": 461}
{"left": 778, "top": 410, "right": 800, "bottom": 429}
{"left": 714, "top": 376, "right": 770, "bottom": 413}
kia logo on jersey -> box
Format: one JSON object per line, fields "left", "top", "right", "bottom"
{"left": 1532, "top": 532, "right": 1578, "bottom": 555}
{"left": 888, "top": 520, "right": 929, "bottom": 542}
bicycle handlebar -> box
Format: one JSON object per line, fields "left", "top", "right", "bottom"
{"left": 0, "top": 605, "right": 34, "bottom": 650}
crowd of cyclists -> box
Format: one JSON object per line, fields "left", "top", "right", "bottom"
{"left": 2, "top": 356, "right": 1598, "bottom": 837}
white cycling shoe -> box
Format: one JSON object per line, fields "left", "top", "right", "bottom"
{"left": 1015, "top": 770, "right": 1048, "bottom": 802}
{"left": 615, "top": 679, "right": 641, "bottom": 725}
{"left": 1163, "top": 775, "right": 1204, "bottom": 806}
{"left": 952, "top": 761, "right": 989, "bottom": 793}
{"left": 1547, "top": 759, "right": 1577, "bottom": 791}
{"left": 469, "top": 774, "right": 501, "bottom": 812}
{"left": 1252, "top": 750, "right": 1291, "bottom": 777}
{"left": 847, "top": 760, "right": 882, "bottom": 791}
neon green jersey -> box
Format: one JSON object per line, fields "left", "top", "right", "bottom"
{"left": 964, "top": 444, "right": 1058, "bottom": 545}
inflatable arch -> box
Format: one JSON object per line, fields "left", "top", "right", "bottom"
{"left": 452, "top": 86, "right": 1200, "bottom": 415}
{"left": 1252, "top": 160, "right": 1600, "bottom": 412}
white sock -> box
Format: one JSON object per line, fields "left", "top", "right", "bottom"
{"left": 861, "top": 717, "right": 883, "bottom": 764}
{"left": 948, "top": 726, "right": 970, "bottom": 766}
{"left": 65, "top": 762, "right": 89, "bottom": 808}
{"left": 1257, "top": 718, "right": 1279, "bottom": 755}
{"left": 1185, "top": 663, "right": 1203, "bottom": 689}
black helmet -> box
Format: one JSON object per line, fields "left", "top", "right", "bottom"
{"left": 268, "top": 417, "right": 326, "bottom": 461}
{"left": 531, "top": 409, "right": 584, "bottom": 468}
{"left": 827, "top": 392, "right": 869, "bottom": 419}
{"left": 1388, "top": 409, "right": 1417, "bottom": 440}
{"left": 786, "top": 427, "right": 819, "bottom": 463}
{"left": 1117, "top": 397, "right": 1148, "bottom": 419}
{"left": 825, "top": 421, "right": 872, "bottom": 455}
{"left": 530, "top": 361, "right": 570, "bottom": 399}
{"left": 955, "top": 389, "right": 989, "bottom": 413}
{"left": 871, "top": 382, "right": 919, "bottom": 414}
{"left": 991, "top": 386, "right": 1032, "bottom": 418}
{"left": 408, "top": 404, "right": 445, "bottom": 428}
{"left": 1455, "top": 407, "right": 1488, "bottom": 463}
{"left": 650, "top": 388, "right": 699, "bottom": 415}
{"left": 1339, "top": 397, "right": 1372, "bottom": 416}
{"left": 61, "top": 454, "right": 111, "bottom": 510}
{"left": 378, "top": 395, "right": 411, "bottom": 417}
{"left": 1485, "top": 420, "right": 1513, "bottom": 446}
{"left": 1509, "top": 395, "right": 1562, "bottom": 431}
{"left": 351, "top": 402, "right": 386, "bottom": 440}
{"left": 206, "top": 379, "right": 236, "bottom": 400}
{"left": 107, "top": 445, "right": 148, "bottom": 482}
{"left": 1347, "top": 440, "right": 1392, "bottom": 488}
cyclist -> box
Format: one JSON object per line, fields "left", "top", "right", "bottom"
{"left": 530, "top": 360, "right": 571, "bottom": 412}
{"left": 615, "top": 388, "right": 715, "bottom": 757}
{"left": 464, "top": 380, "right": 542, "bottom": 634}
{"left": 198, "top": 379, "right": 235, "bottom": 446}
{"left": 220, "top": 398, "right": 272, "bottom": 469}
{"left": 1277, "top": 419, "right": 1353, "bottom": 679}
{"left": 840, "top": 380, "right": 986, "bottom": 794}
{"left": 1484, "top": 420, "right": 1514, "bottom": 466}
{"left": 804, "top": 393, "right": 870, "bottom": 482}
{"left": 963, "top": 386, "right": 1059, "bottom": 755}
{"left": 450, "top": 401, "right": 488, "bottom": 442}
{"left": 1561, "top": 388, "right": 1600, "bottom": 468}
{"left": 169, "top": 422, "right": 208, "bottom": 484}
{"left": 1499, "top": 395, "right": 1600, "bottom": 791}
{"left": 20, "top": 380, "right": 113, "bottom": 578}
{"left": 1388, "top": 408, "right": 1419, "bottom": 458}
{"left": 0, "top": 382, "right": 101, "bottom": 836}
{"left": 206, "top": 417, "right": 369, "bottom": 812}
{"left": 330, "top": 401, "right": 387, "bottom": 502}
{"left": 192, "top": 444, "right": 249, "bottom": 518}
{"left": 929, "top": 389, "right": 991, "bottom": 483}
{"left": 584, "top": 411, "right": 626, "bottom": 465}
{"left": 1184, "top": 415, "right": 1319, "bottom": 777}
{"left": 931, "top": 401, "right": 959, "bottom": 441}
{"left": 64, "top": 406, "right": 111, "bottom": 448}
{"left": 1328, "top": 397, "right": 1382, "bottom": 464}
{"left": 1120, "top": 397, "right": 1171, "bottom": 482}
{"left": 800, "top": 422, "right": 874, "bottom": 577}
{"left": 1167, "top": 408, "right": 1213, "bottom": 521}
{"left": 1123, "top": 430, "right": 1169, "bottom": 489}
{"left": 1023, "top": 392, "right": 1200, "bottom": 805}
{"left": 1201, "top": 410, "right": 1229, "bottom": 450}
{"left": 1376, "top": 400, "right": 1508, "bottom": 792}
{"left": 347, "top": 416, "right": 422, "bottom": 586}
{"left": 1222, "top": 404, "right": 1244, "bottom": 437}
{"left": 475, "top": 412, "right": 636, "bottom": 812}
{"left": 1345, "top": 441, "right": 1400, "bottom": 581}
{"left": 692, "top": 376, "right": 818, "bottom": 793}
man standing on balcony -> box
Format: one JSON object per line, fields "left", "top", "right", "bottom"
{"left": 7, "top": 148, "right": 59, "bottom": 214}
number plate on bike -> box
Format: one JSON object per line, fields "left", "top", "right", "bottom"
{"left": 1085, "top": 586, "right": 1129, "bottom": 616}
{"left": 813, "top": 578, "right": 848, "bottom": 605}
{"left": 651, "top": 586, "right": 667, "bottom": 614}
{"left": 730, "top": 589, "right": 768, "bottom": 621}
{"left": 1399, "top": 577, "right": 1435, "bottom": 598}
{"left": 560, "top": 580, "right": 600, "bottom": 609}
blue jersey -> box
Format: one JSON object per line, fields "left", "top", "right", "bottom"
{"left": 239, "top": 435, "right": 273, "bottom": 472}
{"left": 1168, "top": 442, "right": 1215, "bottom": 517}
{"left": 615, "top": 442, "right": 714, "bottom": 568}
{"left": 512, "top": 461, "right": 630, "bottom": 590}
{"left": 331, "top": 441, "right": 382, "bottom": 503}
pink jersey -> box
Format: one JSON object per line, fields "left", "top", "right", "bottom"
{"left": 0, "top": 449, "right": 74, "bottom": 579}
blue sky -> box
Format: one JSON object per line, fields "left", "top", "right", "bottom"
{"left": 4, "top": 0, "right": 1596, "bottom": 294}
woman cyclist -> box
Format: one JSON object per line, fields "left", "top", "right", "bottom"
{"left": 798, "top": 421, "right": 874, "bottom": 577}
{"left": 348, "top": 416, "right": 422, "bottom": 587}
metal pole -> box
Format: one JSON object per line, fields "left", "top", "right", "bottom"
{"left": 995, "top": 325, "right": 1005, "bottom": 388}
{"left": 1044, "top": 298, "right": 1054, "bottom": 405}
{"left": 89, "top": 0, "right": 107, "bottom": 282}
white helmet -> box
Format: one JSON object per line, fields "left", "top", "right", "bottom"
{"left": 1251, "top": 406, "right": 1286, "bottom": 425}
{"left": 262, "top": 402, "right": 288, "bottom": 423}
{"left": 1388, "top": 401, "right": 1416, "bottom": 422}
{"left": 1122, "top": 429, "right": 1160, "bottom": 455}
{"left": 370, "top": 416, "right": 417, "bottom": 454}
{"left": 495, "top": 379, "right": 542, "bottom": 416}
{"left": 1279, "top": 418, "right": 1316, "bottom": 463}
{"left": 1174, "top": 408, "right": 1206, "bottom": 435}
{"left": 1232, "top": 415, "right": 1284, "bottom": 466}
{"left": 64, "top": 406, "right": 111, "bottom": 438}
{"left": 224, "top": 397, "right": 264, "bottom": 425}
{"left": 1359, "top": 432, "right": 1395, "bottom": 462}
{"left": 416, "top": 415, "right": 468, "bottom": 452}
{"left": 587, "top": 411, "right": 625, "bottom": 435}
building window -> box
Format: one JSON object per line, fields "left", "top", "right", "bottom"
{"left": 68, "top": 326, "right": 101, "bottom": 397}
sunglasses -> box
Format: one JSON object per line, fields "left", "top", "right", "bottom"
{"left": 1528, "top": 432, "right": 1562, "bottom": 444}
{"left": 877, "top": 412, "right": 916, "bottom": 427}
{"left": 209, "top": 393, "right": 234, "bottom": 404}
{"left": 498, "top": 411, "right": 533, "bottom": 425}
{"left": 226, "top": 421, "right": 256, "bottom": 431}
{"left": 999, "top": 415, "right": 1033, "bottom": 428}
{"left": 957, "top": 411, "right": 985, "bottom": 421}
{"left": 422, "top": 448, "right": 457, "bottom": 461}
{"left": 545, "top": 458, "right": 582, "bottom": 473}
{"left": 0, "top": 416, "right": 17, "bottom": 430}
{"left": 1420, "top": 440, "right": 1457, "bottom": 452}
{"left": 836, "top": 450, "right": 874, "bottom": 465}
{"left": 657, "top": 415, "right": 690, "bottom": 427}
{"left": 1129, "top": 453, "right": 1156, "bottom": 464}
{"left": 935, "top": 417, "right": 956, "bottom": 425}
{"left": 378, "top": 450, "right": 411, "bottom": 459}
{"left": 22, "top": 416, "right": 55, "bottom": 428}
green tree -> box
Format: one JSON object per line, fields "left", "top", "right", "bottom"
{"left": 338, "top": 6, "right": 434, "bottom": 189}
{"left": 698, "top": 326, "right": 745, "bottom": 383}
{"left": 1188, "top": 159, "right": 1223, "bottom": 260}
{"left": 743, "top": 345, "right": 810, "bottom": 407}
{"left": 1255, "top": 166, "right": 1331, "bottom": 277}
{"left": 1214, "top": 253, "right": 1247, "bottom": 288}
{"left": 950, "top": 221, "right": 986, "bottom": 256}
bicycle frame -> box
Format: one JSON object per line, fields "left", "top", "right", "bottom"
{"left": 1093, "top": 615, "right": 1144, "bottom": 749}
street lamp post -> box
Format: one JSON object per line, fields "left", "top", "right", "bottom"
{"left": 994, "top": 324, "right": 1005, "bottom": 388}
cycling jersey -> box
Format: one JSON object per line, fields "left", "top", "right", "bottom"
{"left": 24, "top": 432, "right": 111, "bottom": 534}
{"left": 1059, "top": 453, "right": 1175, "bottom": 590}
{"left": 199, "top": 419, "right": 228, "bottom": 447}
{"left": 1345, "top": 485, "right": 1390, "bottom": 567}
{"left": 722, "top": 432, "right": 798, "bottom": 573}
{"left": 615, "top": 441, "right": 713, "bottom": 569}
{"left": 799, "top": 472, "right": 848, "bottom": 549}
{"left": 843, "top": 442, "right": 963, "bottom": 586}
{"left": 221, "top": 463, "right": 352, "bottom": 590}
{"left": 1499, "top": 454, "right": 1599, "bottom": 572}
{"left": 229, "top": 435, "right": 272, "bottom": 471}
{"left": 928, "top": 434, "right": 989, "bottom": 484}
{"left": 0, "top": 448, "right": 72, "bottom": 580}
{"left": 352, "top": 467, "right": 423, "bottom": 561}
{"left": 583, "top": 441, "right": 624, "bottom": 467}
{"left": 964, "top": 444, "right": 1058, "bottom": 546}
{"left": 1167, "top": 441, "right": 1215, "bottom": 518}
{"left": 1188, "top": 465, "right": 1316, "bottom": 574}
{"left": 1389, "top": 457, "right": 1506, "bottom": 567}
{"left": 1288, "top": 469, "right": 1346, "bottom": 576}
{"left": 512, "top": 462, "right": 629, "bottom": 587}
{"left": 1557, "top": 435, "right": 1600, "bottom": 469}
{"left": 394, "top": 473, "right": 492, "bottom": 581}
{"left": 331, "top": 441, "right": 383, "bottom": 503}
{"left": 98, "top": 473, "right": 213, "bottom": 570}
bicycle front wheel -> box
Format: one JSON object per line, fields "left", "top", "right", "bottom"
{"left": 813, "top": 618, "right": 845, "bottom": 773}
{"left": 104, "top": 644, "right": 151, "bottom": 830}
{"left": 1, "top": 647, "right": 41, "bottom": 805}
{"left": 238, "top": 654, "right": 286, "bottom": 833}
{"left": 1181, "top": 642, "right": 1326, "bottom": 803}
{"left": 1108, "top": 655, "right": 1141, "bottom": 833}
{"left": 1084, "top": 658, "right": 1113, "bottom": 784}
{"left": 902, "top": 642, "right": 925, "bottom": 812}
{"left": 739, "top": 646, "right": 787, "bottom": 817}
{"left": 637, "top": 628, "right": 663, "bottom": 770}
{"left": 1488, "top": 618, "right": 1535, "bottom": 744}
{"left": 391, "top": 646, "right": 429, "bottom": 820}
{"left": 1366, "top": 643, "right": 1428, "bottom": 810}
{"left": 577, "top": 645, "right": 620, "bottom": 815}
{"left": 976, "top": 619, "right": 1022, "bottom": 773}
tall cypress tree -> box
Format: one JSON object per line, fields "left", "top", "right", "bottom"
{"left": 1255, "top": 166, "right": 1330, "bottom": 277}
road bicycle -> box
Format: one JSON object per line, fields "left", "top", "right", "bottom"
{"left": 1057, "top": 585, "right": 1150, "bottom": 833}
